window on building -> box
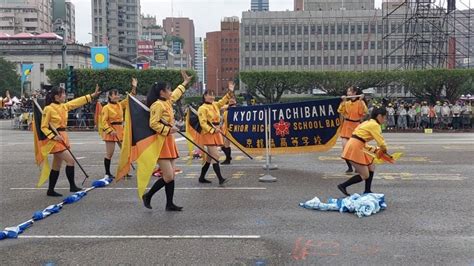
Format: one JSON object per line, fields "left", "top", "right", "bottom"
{"left": 337, "top": 42, "right": 342, "bottom": 50}
{"left": 390, "top": 56, "right": 396, "bottom": 64}
{"left": 252, "top": 43, "right": 256, "bottom": 51}
{"left": 330, "top": 41, "right": 335, "bottom": 50}
{"left": 252, "top": 58, "right": 256, "bottom": 66}
{"left": 258, "top": 57, "right": 263, "bottom": 65}
{"left": 364, "top": 56, "right": 369, "bottom": 64}
{"left": 278, "top": 43, "right": 283, "bottom": 51}
{"left": 271, "top": 57, "right": 276, "bottom": 65}
{"left": 290, "top": 25, "right": 296, "bottom": 35}
{"left": 245, "top": 57, "right": 250, "bottom": 66}
{"left": 364, "top": 41, "right": 368, "bottom": 49}
{"left": 304, "top": 42, "right": 309, "bottom": 50}
{"left": 337, "top": 24, "right": 342, "bottom": 34}
{"left": 350, "top": 56, "right": 355, "bottom": 64}
{"left": 245, "top": 43, "right": 250, "bottom": 51}
{"left": 264, "top": 26, "right": 269, "bottom": 35}
{"left": 391, "top": 40, "right": 396, "bottom": 49}
{"left": 371, "top": 56, "right": 375, "bottom": 64}
{"left": 297, "top": 42, "right": 302, "bottom": 51}
{"left": 244, "top": 26, "right": 250, "bottom": 36}
{"left": 377, "top": 24, "right": 383, "bottom": 34}
{"left": 310, "top": 56, "right": 315, "bottom": 65}
{"left": 284, "top": 42, "right": 289, "bottom": 51}
{"left": 284, "top": 57, "right": 289, "bottom": 65}
{"left": 370, "top": 41, "right": 376, "bottom": 50}
{"left": 278, "top": 57, "right": 283, "bottom": 65}
{"left": 317, "top": 25, "right": 322, "bottom": 34}
{"left": 291, "top": 57, "right": 296, "bottom": 65}
{"left": 251, "top": 25, "right": 256, "bottom": 35}
{"left": 370, "top": 23, "right": 376, "bottom": 33}
{"left": 304, "top": 57, "right": 309, "bottom": 65}
{"left": 271, "top": 43, "right": 276, "bottom": 51}
{"left": 343, "top": 41, "right": 349, "bottom": 50}
{"left": 258, "top": 43, "right": 263, "bottom": 51}
{"left": 323, "top": 41, "right": 328, "bottom": 50}
{"left": 377, "top": 56, "right": 382, "bottom": 64}
{"left": 297, "top": 25, "right": 302, "bottom": 35}
{"left": 350, "top": 41, "right": 355, "bottom": 50}
{"left": 265, "top": 57, "right": 269, "bottom": 66}
{"left": 58, "top": 64, "right": 62, "bottom": 69}
{"left": 304, "top": 25, "right": 309, "bottom": 35}
{"left": 258, "top": 25, "right": 263, "bottom": 35}
{"left": 357, "top": 24, "right": 362, "bottom": 34}
{"left": 297, "top": 57, "right": 302, "bottom": 65}
{"left": 398, "top": 55, "right": 403, "bottom": 64}
{"left": 350, "top": 24, "right": 356, "bottom": 34}
{"left": 330, "top": 24, "right": 335, "bottom": 34}
{"left": 357, "top": 41, "right": 362, "bottom": 50}
{"left": 277, "top": 26, "right": 282, "bottom": 35}
{"left": 337, "top": 56, "right": 342, "bottom": 65}
{"left": 344, "top": 24, "right": 349, "bottom": 34}
{"left": 330, "top": 56, "right": 335, "bottom": 65}
{"left": 323, "top": 56, "right": 328, "bottom": 65}
{"left": 284, "top": 25, "right": 289, "bottom": 35}
{"left": 364, "top": 23, "right": 369, "bottom": 33}
{"left": 265, "top": 43, "right": 269, "bottom": 51}
{"left": 344, "top": 56, "right": 348, "bottom": 64}
{"left": 310, "top": 42, "right": 315, "bottom": 50}
{"left": 271, "top": 26, "right": 276, "bottom": 35}
{"left": 324, "top": 25, "right": 329, "bottom": 35}
{"left": 311, "top": 25, "right": 316, "bottom": 34}
{"left": 291, "top": 42, "right": 296, "bottom": 51}
{"left": 317, "top": 57, "right": 321, "bottom": 65}
{"left": 317, "top": 42, "right": 322, "bottom": 50}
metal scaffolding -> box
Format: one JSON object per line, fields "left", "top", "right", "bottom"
{"left": 382, "top": 0, "right": 473, "bottom": 70}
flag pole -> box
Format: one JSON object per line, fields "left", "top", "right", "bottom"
{"left": 188, "top": 106, "right": 253, "bottom": 160}
{"left": 127, "top": 94, "right": 220, "bottom": 163}
{"left": 32, "top": 100, "right": 90, "bottom": 184}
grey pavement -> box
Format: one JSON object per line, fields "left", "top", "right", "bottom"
{"left": 0, "top": 120, "right": 473, "bottom": 265}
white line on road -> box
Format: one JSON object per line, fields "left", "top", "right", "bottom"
{"left": 18, "top": 235, "right": 261, "bottom": 239}
{"left": 10, "top": 187, "right": 267, "bottom": 190}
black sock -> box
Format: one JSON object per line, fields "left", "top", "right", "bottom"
{"left": 165, "top": 180, "right": 175, "bottom": 207}
{"left": 365, "top": 171, "right": 374, "bottom": 193}
{"left": 226, "top": 147, "right": 232, "bottom": 160}
{"left": 147, "top": 178, "right": 166, "bottom": 198}
{"left": 212, "top": 163, "right": 224, "bottom": 181}
{"left": 65, "top": 166, "right": 79, "bottom": 190}
{"left": 345, "top": 160, "right": 353, "bottom": 171}
{"left": 340, "top": 174, "right": 363, "bottom": 189}
{"left": 48, "top": 170, "right": 60, "bottom": 192}
{"left": 199, "top": 162, "right": 211, "bottom": 179}
{"left": 104, "top": 158, "right": 111, "bottom": 176}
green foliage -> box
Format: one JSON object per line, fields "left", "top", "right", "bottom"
{"left": 240, "top": 69, "right": 474, "bottom": 103}
{"left": 46, "top": 69, "right": 197, "bottom": 96}
{"left": 0, "top": 57, "right": 21, "bottom": 96}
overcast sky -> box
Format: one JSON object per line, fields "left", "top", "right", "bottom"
{"left": 72, "top": 0, "right": 472, "bottom": 44}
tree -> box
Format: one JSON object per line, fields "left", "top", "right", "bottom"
{"left": 0, "top": 57, "right": 20, "bottom": 96}
{"left": 47, "top": 69, "right": 197, "bottom": 96}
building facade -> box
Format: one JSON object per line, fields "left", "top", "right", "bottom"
{"left": 91, "top": 0, "right": 141, "bottom": 60}
{"left": 194, "top": 37, "right": 205, "bottom": 92}
{"left": 206, "top": 17, "right": 240, "bottom": 96}
{"left": 52, "top": 0, "right": 75, "bottom": 42}
{"left": 251, "top": 0, "right": 269, "bottom": 12}
{"left": 294, "top": 0, "right": 304, "bottom": 11}
{"left": 0, "top": 0, "right": 53, "bottom": 35}
{"left": 304, "top": 0, "right": 374, "bottom": 11}
{"left": 0, "top": 37, "right": 132, "bottom": 95}
{"left": 162, "top": 17, "right": 195, "bottom": 67}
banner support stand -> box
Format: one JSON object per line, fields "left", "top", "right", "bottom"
{"left": 259, "top": 107, "right": 277, "bottom": 182}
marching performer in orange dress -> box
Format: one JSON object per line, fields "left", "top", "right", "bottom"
{"left": 101, "top": 78, "right": 137, "bottom": 179}
{"left": 41, "top": 85, "right": 101, "bottom": 197}
{"left": 142, "top": 70, "right": 192, "bottom": 211}
{"left": 337, "top": 86, "right": 368, "bottom": 174}
{"left": 197, "top": 81, "right": 235, "bottom": 185}
{"left": 220, "top": 97, "right": 237, "bottom": 165}
{"left": 338, "top": 107, "right": 388, "bottom": 196}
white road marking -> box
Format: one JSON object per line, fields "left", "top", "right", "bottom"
{"left": 10, "top": 187, "right": 267, "bottom": 190}
{"left": 18, "top": 235, "right": 261, "bottom": 239}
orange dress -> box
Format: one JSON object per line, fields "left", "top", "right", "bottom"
{"left": 342, "top": 119, "right": 387, "bottom": 166}
{"left": 41, "top": 95, "right": 93, "bottom": 154}
{"left": 149, "top": 84, "right": 186, "bottom": 159}
{"left": 101, "top": 98, "right": 128, "bottom": 142}
{"left": 337, "top": 99, "right": 368, "bottom": 139}
{"left": 197, "top": 92, "right": 232, "bottom": 146}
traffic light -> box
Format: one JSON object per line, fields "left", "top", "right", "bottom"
{"left": 66, "top": 65, "right": 75, "bottom": 93}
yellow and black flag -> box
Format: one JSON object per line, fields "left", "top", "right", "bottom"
{"left": 94, "top": 101, "right": 103, "bottom": 137}
{"left": 32, "top": 100, "right": 55, "bottom": 187}
{"left": 116, "top": 95, "right": 164, "bottom": 198}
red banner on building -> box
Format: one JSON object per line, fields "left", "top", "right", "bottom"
{"left": 137, "top": 40, "right": 154, "bottom": 57}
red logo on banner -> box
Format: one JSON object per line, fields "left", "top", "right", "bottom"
{"left": 274, "top": 119, "right": 290, "bottom": 137}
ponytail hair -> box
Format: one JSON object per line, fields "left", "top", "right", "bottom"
{"left": 146, "top": 82, "right": 170, "bottom": 107}
{"left": 108, "top": 89, "right": 119, "bottom": 103}
{"left": 45, "top": 86, "right": 65, "bottom": 106}
{"left": 370, "top": 106, "right": 387, "bottom": 120}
